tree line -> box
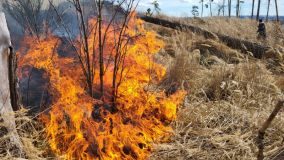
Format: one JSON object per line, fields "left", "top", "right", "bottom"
{"left": 194, "top": 0, "right": 280, "bottom": 21}
{"left": 146, "top": 0, "right": 280, "bottom": 21}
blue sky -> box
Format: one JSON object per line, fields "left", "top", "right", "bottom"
{"left": 137, "top": 0, "right": 284, "bottom": 17}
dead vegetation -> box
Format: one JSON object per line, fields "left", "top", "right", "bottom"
{"left": 0, "top": 14, "right": 283, "bottom": 159}
{"left": 179, "top": 17, "right": 284, "bottom": 47}
{"left": 0, "top": 108, "right": 46, "bottom": 159}
{"left": 149, "top": 21, "right": 284, "bottom": 159}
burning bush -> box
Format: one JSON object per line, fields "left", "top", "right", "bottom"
{"left": 18, "top": 14, "right": 185, "bottom": 159}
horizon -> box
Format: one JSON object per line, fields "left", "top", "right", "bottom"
{"left": 137, "top": 0, "right": 284, "bottom": 17}
{"left": 1, "top": 0, "right": 282, "bottom": 17}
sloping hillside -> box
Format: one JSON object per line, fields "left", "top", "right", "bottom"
{"left": 146, "top": 18, "right": 284, "bottom": 159}
{"left": 150, "top": 16, "right": 284, "bottom": 47}
{"left": 0, "top": 13, "right": 283, "bottom": 159}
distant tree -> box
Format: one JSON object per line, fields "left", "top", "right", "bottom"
{"left": 238, "top": 1, "right": 244, "bottom": 17}
{"left": 209, "top": 0, "right": 213, "bottom": 16}
{"left": 256, "top": 0, "right": 261, "bottom": 20}
{"left": 200, "top": 0, "right": 204, "bottom": 17}
{"left": 216, "top": 0, "right": 226, "bottom": 16}
{"left": 146, "top": 8, "right": 153, "bottom": 16}
{"left": 217, "top": 3, "right": 225, "bottom": 16}
{"left": 251, "top": 0, "right": 255, "bottom": 19}
{"left": 228, "top": 0, "right": 232, "bottom": 17}
{"left": 266, "top": 0, "right": 271, "bottom": 21}
{"left": 232, "top": 0, "right": 245, "bottom": 17}
{"left": 192, "top": 5, "right": 199, "bottom": 18}
{"left": 223, "top": 0, "right": 225, "bottom": 16}
{"left": 151, "top": 1, "right": 161, "bottom": 15}
{"left": 236, "top": 0, "right": 240, "bottom": 17}
{"left": 275, "top": 0, "right": 279, "bottom": 22}
{"left": 205, "top": 0, "right": 213, "bottom": 17}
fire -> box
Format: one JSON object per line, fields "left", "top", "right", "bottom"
{"left": 18, "top": 14, "right": 186, "bottom": 159}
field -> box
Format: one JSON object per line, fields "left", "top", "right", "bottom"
{"left": 1, "top": 14, "right": 284, "bottom": 159}
{"left": 145, "top": 17, "right": 284, "bottom": 159}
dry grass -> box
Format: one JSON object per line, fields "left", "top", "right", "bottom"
{"left": 155, "top": 15, "right": 284, "bottom": 48}
{"left": 0, "top": 108, "right": 46, "bottom": 159}
{"left": 194, "top": 18, "right": 283, "bottom": 46}
{"left": 0, "top": 17, "right": 283, "bottom": 160}
{"left": 276, "top": 76, "right": 284, "bottom": 92}
{"left": 150, "top": 23, "right": 284, "bottom": 159}
{"left": 193, "top": 39, "right": 245, "bottom": 64}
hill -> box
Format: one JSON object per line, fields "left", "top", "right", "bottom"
{"left": 144, "top": 16, "right": 284, "bottom": 159}
{"left": 0, "top": 8, "right": 284, "bottom": 159}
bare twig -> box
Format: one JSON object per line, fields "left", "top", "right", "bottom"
{"left": 257, "top": 101, "right": 284, "bottom": 160}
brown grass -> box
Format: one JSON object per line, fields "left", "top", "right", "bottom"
{"left": 0, "top": 108, "right": 46, "bottom": 159}
{"left": 1, "top": 16, "right": 283, "bottom": 160}
{"left": 149, "top": 22, "right": 284, "bottom": 159}
{"left": 154, "top": 16, "right": 284, "bottom": 48}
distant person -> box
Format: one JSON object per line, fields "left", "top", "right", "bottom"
{"left": 257, "top": 19, "right": 267, "bottom": 40}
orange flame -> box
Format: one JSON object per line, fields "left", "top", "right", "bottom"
{"left": 18, "top": 15, "right": 186, "bottom": 159}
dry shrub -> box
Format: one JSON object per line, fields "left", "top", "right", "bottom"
{"left": 0, "top": 108, "right": 46, "bottom": 159}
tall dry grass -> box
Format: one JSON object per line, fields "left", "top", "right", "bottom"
{"left": 0, "top": 108, "right": 46, "bottom": 159}
{"left": 149, "top": 24, "right": 284, "bottom": 159}
{"left": 155, "top": 16, "right": 284, "bottom": 48}
{"left": 0, "top": 16, "right": 282, "bottom": 160}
